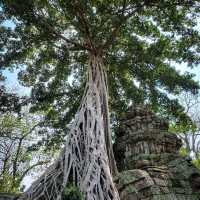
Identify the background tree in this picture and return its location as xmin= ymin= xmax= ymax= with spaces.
xmin=170 ymin=91 xmax=200 ymax=169
xmin=0 ymin=109 xmax=51 ymax=193
xmin=1 ymin=1 xmax=200 ymax=199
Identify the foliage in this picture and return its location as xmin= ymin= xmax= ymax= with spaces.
xmin=62 ymin=185 xmax=83 ymax=200
xmin=179 ymin=147 xmax=190 ymax=157
xmin=0 ymin=85 xmax=22 ymax=114
xmin=0 ymin=110 xmax=50 ymax=193
xmin=170 ymin=92 xmax=200 ymax=170
xmin=192 ymin=154 xmax=200 ymax=170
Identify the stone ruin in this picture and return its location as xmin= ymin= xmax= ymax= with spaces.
xmin=114 ymin=105 xmax=200 ymax=200
xmin=1 ymin=105 xmax=200 ymax=200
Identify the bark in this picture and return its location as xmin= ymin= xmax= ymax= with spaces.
xmin=19 ymin=53 xmax=119 ymax=200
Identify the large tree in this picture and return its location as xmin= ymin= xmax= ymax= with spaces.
xmin=1 ymin=0 xmax=200 ymax=199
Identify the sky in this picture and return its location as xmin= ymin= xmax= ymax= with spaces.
xmin=174 ymin=62 xmax=200 ymax=82
xmin=3 ymin=69 xmax=31 ymax=96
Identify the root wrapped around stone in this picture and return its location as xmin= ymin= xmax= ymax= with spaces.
xmin=19 ymin=55 xmax=119 ymax=200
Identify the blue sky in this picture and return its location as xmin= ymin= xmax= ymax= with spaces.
xmin=3 ymin=69 xmax=31 ymax=96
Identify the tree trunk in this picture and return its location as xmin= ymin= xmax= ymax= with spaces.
xmin=19 ymin=53 xmax=119 ymax=200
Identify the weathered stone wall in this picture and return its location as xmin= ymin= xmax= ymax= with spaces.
xmin=115 ymin=168 xmax=200 ymax=199
xmin=114 ymin=105 xmax=200 ymax=200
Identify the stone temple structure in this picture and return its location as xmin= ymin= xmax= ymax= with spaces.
xmin=114 ymin=105 xmax=200 ymax=200
xmin=1 ymin=105 xmax=200 ymax=199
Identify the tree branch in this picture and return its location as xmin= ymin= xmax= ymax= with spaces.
xmin=101 ymin=2 xmax=146 ymax=51
xmin=12 ymin=138 xmax=23 ymax=180
xmin=101 ymin=0 xmax=200 ymax=51
xmin=18 ymin=160 xmax=50 ymax=184
xmin=71 ymin=1 xmax=94 ymax=51
xmin=36 ymin=10 xmax=91 ymax=51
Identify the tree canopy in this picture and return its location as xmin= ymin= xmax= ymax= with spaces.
xmin=0 ymin=112 xmax=50 ymax=193
xmin=1 ymin=0 xmax=200 ymax=152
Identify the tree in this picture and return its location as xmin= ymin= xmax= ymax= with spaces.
xmin=1 ymin=1 xmax=200 ymax=199
xmin=170 ymin=91 xmax=200 ymax=169
xmin=0 ymin=110 xmax=50 ymax=193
